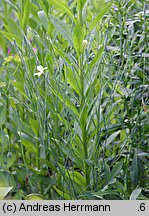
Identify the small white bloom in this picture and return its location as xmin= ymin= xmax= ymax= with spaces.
xmin=83 ymin=40 xmax=88 ymax=48
xmin=34 ymin=65 xmax=48 ymax=76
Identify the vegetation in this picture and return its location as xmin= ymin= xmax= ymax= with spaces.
xmin=0 ymin=0 xmax=148 ymax=200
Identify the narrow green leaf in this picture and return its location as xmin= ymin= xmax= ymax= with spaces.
xmin=110 ymin=162 xmax=123 ymax=181
xmin=49 ymin=15 xmax=73 ymax=45
xmin=0 ymin=106 xmax=6 ymax=126
xmin=0 ymin=171 xmax=15 ymax=188
xmin=38 ymin=10 xmax=49 ymax=30
xmin=78 ymin=0 xmax=87 ymax=12
xmin=67 ymin=171 xmax=86 ymax=187
xmin=0 ymin=187 xmax=13 ymax=200
xmin=89 ymin=2 xmax=112 ymax=32
xmin=73 ymin=134 xmax=85 ymax=155
xmin=37 ymin=0 xmax=48 ymax=15
xmin=104 ymin=130 xmax=121 ymax=147
xmin=30 ymin=118 xmax=38 ymax=136
xmin=65 ymin=67 xmax=81 ymax=95
xmin=79 ymin=104 xmax=88 ymax=133
xmin=80 ymin=0 xmax=87 ymax=9
xmin=72 ymin=150 xmax=85 ymax=170
xmin=87 ymin=46 xmax=104 ymax=75
xmin=22 ymin=0 xmax=31 ymax=31
xmin=53 ymin=186 xmax=71 ymax=199
xmin=73 ymin=23 xmax=84 ymax=57
xmin=130 ymin=188 xmax=142 ymax=200
xmin=21 ymin=140 xmax=37 ymax=155
xmin=130 ymin=149 xmax=140 ymax=187
xmin=48 ymin=0 xmax=75 ymax=21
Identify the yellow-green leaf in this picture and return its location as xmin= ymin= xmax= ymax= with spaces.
xmin=0 ymin=187 xmax=13 ymax=200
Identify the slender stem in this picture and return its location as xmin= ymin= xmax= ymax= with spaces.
xmin=78 ymin=1 xmax=83 ymax=26
xmin=79 ymin=55 xmax=90 ymax=188
xmin=77 ymin=0 xmax=90 ymax=189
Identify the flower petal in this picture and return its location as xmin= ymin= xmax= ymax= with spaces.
xmin=34 ymin=71 xmax=43 ymax=76
xmin=43 ymin=67 xmax=48 ymax=70
xmin=37 ymin=65 xmax=44 ymax=72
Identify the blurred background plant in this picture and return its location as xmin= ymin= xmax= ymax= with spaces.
xmin=0 ymin=0 xmax=148 ymax=200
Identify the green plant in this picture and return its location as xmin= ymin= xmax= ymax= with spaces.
xmin=0 ymin=0 xmax=148 ymax=200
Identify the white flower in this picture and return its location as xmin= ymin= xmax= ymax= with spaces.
xmin=34 ymin=65 xmax=48 ymax=76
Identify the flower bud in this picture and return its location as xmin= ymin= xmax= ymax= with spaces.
xmin=83 ymin=40 xmax=88 ymax=49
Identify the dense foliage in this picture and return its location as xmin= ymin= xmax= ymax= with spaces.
xmin=0 ymin=0 xmax=149 ymax=200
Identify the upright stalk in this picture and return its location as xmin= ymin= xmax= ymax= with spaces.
xmin=77 ymin=0 xmax=90 ymax=185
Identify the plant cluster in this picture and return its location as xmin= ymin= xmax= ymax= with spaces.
xmin=0 ymin=0 xmax=148 ymax=200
